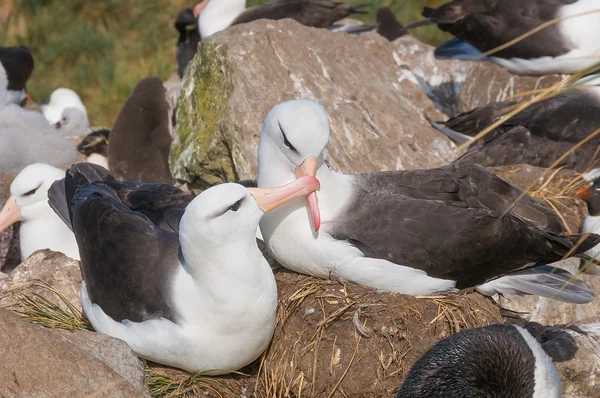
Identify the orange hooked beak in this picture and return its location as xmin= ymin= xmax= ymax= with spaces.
xmin=295 ymin=157 xmax=320 ymax=232
xmin=193 ymin=0 xmax=209 ymax=17
xmin=248 ymin=175 xmax=320 ymax=213
xmin=0 ymin=196 xmax=20 ymax=232
xmin=577 ymin=186 xmax=594 ymax=199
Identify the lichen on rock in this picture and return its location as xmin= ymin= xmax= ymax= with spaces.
xmin=170 ymin=41 xmax=235 ymax=193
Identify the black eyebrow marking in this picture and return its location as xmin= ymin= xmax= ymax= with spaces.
xmin=278 ymin=121 xmax=298 ymax=153
xmin=22 ymin=183 xmax=42 ymax=196
xmin=207 ymin=198 xmax=244 ymax=219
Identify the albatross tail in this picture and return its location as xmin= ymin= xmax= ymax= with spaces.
xmin=476 ymin=265 xmax=595 ymax=304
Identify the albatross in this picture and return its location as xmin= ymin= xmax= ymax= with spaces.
xmin=418 ymin=0 xmax=600 ymax=75
xmin=428 ymin=82 xmax=600 ymax=172
xmin=0 ymin=164 xmax=79 ymax=261
xmin=197 ymin=0 xmax=369 ymax=39
xmin=47 ymin=163 xmax=319 ymax=373
xmin=257 ymin=100 xmax=599 ymax=303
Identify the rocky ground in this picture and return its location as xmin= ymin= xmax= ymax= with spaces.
xmin=0 ymin=20 xmax=598 ymax=397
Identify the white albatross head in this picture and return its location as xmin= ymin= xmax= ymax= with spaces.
xmin=179 ymin=176 xmax=320 ymax=259
xmin=41 ymin=88 xmax=87 ymax=125
xmin=198 ymin=0 xmax=246 ymax=39
xmin=0 ymin=163 xmax=65 ymax=232
xmin=257 ymin=100 xmax=331 ymax=231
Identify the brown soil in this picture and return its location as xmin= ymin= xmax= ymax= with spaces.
xmin=151 ymin=271 xmax=502 ymax=398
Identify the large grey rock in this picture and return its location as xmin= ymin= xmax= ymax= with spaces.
xmin=0 ymin=249 xmax=83 ymax=310
xmin=0 ymin=308 xmax=149 ymax=397
xmin=391 ymin=36 xmax=564 ymax=116
xmin=171 ymin=20 xmax=457 ymax=192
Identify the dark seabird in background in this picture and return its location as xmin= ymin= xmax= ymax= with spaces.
xmin=175 ymin=8 xmax=201 ymax=78
xmin=429 ymin=84 xmax=600 ymax=172
xmin=198 ymin=0 xmax=369 ymax=39
xmin=375 ymin=7 xmax=405 ymax=41
xmin=0 ymin=46 xmax=34 ymax=105
xmin=108 ymin=77 xmax=173 ymax=184
xmin=416 ymin=0 xmax=600 ymax=75
xmin=256 ymin=100 xmax=598 ymax=303
xmin=396 ymin=324 xmax=565 ymax=398
xmin=47 ymin=163 xmax=319 ymax=373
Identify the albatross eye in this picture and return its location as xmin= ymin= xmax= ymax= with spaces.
xmin=279 ymin=122 xmax=297 ymax=152
xmin=228 ymin=199 xmax=242 ymax=212
xmin=23 ymin=187 xmax=39 ymax=196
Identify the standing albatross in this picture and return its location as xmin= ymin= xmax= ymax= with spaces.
xmin=418 ymin=0 xmax=600 ymax=75
xmin=48 ymin=164 xmax=319 ymax=373
xmin=257 ymin=100 xmax=598 ymax=303
xmin=197 ymin=0 xmax=369 ymax=39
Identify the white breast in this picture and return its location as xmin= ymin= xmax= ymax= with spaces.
xmin=583 ymin=214 xmax=600 ymax=259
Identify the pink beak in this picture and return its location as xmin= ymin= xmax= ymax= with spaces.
xmin=0 ymin=196 xmax=20 ymax=232
xmin=248 ymin=175 xmax=320 ymax=213
xmin=193 ymin=0 xmax=210 ymax=18
xmin=295 ymin=157 xmax=321 ymax=232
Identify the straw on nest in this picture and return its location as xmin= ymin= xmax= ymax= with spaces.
xmin=0 ymin=273 xmax=501 ymax=398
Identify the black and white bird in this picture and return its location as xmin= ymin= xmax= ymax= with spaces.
xmin=47 ymin=163 xmax=319 ymax=373
xmin=428 ymin=83 xmax=600 ymax=172
xmin=396 ymin=324 xmax=564 ymax=398
xmin=198 ymin=0 xmax=369 ymax=39
xmin=175 ymin=8 xmax=201 ymax=78
xmin=77 ymin=128 xmax=110 ymax=169
xmin=0 ymin=164 xmax=79 ymax=261
xmin=0 ymin=46 xmax=34 ymax=106
xmin=577 ymin=178 xmax=600 ymax=260
xmin=41 ymin=88 xmax=88 ymax=126
xmin=257 ymin=100 xmax=598 ymax=303
xmin=419 ymin=0 xmax=600 ymax=75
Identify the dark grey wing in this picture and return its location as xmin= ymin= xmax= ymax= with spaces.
xmin=327 ymin=186 xmax=585 ymax=288
xmin=353 ymin=164 xmax=566 ymax=233
xmin=428 ymin=0 xmax=573 ymax=59
xmin=120 ymin=183 xmax=193 ymax=233
xmin=71 ymin=182 xmax=181 ymax=323
xmin=446 ymin=89 xmax=600 ymax=171
xmin=233 ymin=0 xmax=368 ymax=28
xmin=0 ymin=46 xmax=34 ymax=91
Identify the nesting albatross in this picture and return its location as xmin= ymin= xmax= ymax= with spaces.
xmin=428 ymin=82 xmax=600 ymax=172
xmin=418 ymin=0 xmax=600 ymax=75
xmin=48 ymin=163 xmax=319 ymax=373
xmin=0 ymin=164 xmax=79 ymax=261
xmin=257 ymin=100 xmax=599 ymax=303
xmin=198 ymin=0 xmax=369 ymax=39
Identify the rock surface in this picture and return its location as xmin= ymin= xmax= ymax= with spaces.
xmin=0 ymin=309 xmax=149 ymax=397
xmin=171 ymin=20 xmax=457 ymax=192
xmin=390 ymin=36 xmax=563 ymax=117
xmin=0 ymin=249 xmax=83 ymax=310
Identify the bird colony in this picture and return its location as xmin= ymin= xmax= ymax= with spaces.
xmin=1 ymin=1 xmax=600 ymax=397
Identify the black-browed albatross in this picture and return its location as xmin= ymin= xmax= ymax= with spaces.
xmin=257 ymin=100 xmax=599 ymax=303
xmin=198 ymin=0 xmax=369 ymax=39
xmin=428 ymin=82 xmax=600 ymax=172
xmin=174 ymin=8 xmax=201 ymax=78
xmin=417 ymin=0 xmax=600 ymax=75
xmin=47 ymin=163 xmax=320 ymax=373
